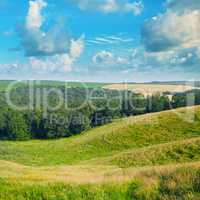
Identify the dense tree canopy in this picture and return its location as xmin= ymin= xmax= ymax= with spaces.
xmin=0 ymin=85 xmax=199 ymax=140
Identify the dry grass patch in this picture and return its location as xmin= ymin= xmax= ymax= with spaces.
xmin=104 ymin=83 xmax=197 ymax=96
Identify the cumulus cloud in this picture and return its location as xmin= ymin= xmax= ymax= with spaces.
xmin=18 ymin=0 xmax=72 ymax=57
xmin=1 ymin=36 xmax=84 ymax=76
xmin=92 ymin=50 xmax=128 ymax=67
xmin=15 ymin=0 xmax=84 ymax=73
xmin=169 ymin=48 xmax=200 ymax=68
xmin=26 ymin=0 xmax=47 ymax=30
xmin=70 ymin=36 xmax=85 ymax=61
xmin=91 ymin=48 xmax=176 ymax=72
xmin=167 ymin=0 xmax=200 ymax=13
xmin=124 ymin=1 xmax=143 ymax=16
xmin=93 ymin=51 xmax=114 ymax=64
xmin=141 ymin=0 xmax=200 ymax=53
xmin=18 ymin=24 xmax=71 ymax=57
xmin=69 ymin=0 xmax=144 ymax=15
xmin=0 ymin=62 xmax=21 ymax=74
xmin=141 ymin=10 xmax=200 ymax=52
xmin=130 ymin=46 xmax=200 ymax=74
xmin=28 ymin=54 xmax=73 ymax=72
xmin=29 ymin=36 xmax=84 ymax=72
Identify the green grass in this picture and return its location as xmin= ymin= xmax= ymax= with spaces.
xmin=1 ymin=106 xmax=200 ymax=199
xmin=66 ymin=82 xmax=109 ymax=88
xmin=0 ymin=106 xmax=200 ymax=166
xmin=0 ymin=80 xmax=108 ymax=92
xmin=85 ymin=137 xmax=200 ymax=168
xmin=0 ymin=166 xmax=199 ymax=200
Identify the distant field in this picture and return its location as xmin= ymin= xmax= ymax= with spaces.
xmin=0 ymin=80 xmax=108 ymax=92
xmin=0 ymin=106 xmax=200 ymax=199
xmin=0 ymin=80 xmax=198 ymax=94
xmin=103 ymin=83 xmax=198 ymax=96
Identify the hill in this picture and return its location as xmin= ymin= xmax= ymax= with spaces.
xmin=0 ymin=106 xmax=200 ymax=199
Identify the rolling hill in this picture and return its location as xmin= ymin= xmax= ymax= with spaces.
xmin=0 ymin=106 xmax=200 ymax=199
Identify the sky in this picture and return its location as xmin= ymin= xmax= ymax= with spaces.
xmin=0 ymin=0 xmax=200 ymax=82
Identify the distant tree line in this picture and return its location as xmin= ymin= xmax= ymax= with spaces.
xmin=0 ymin=86 xmax=199 ymax=140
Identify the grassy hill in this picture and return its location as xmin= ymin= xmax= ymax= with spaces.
xmin=84 ymin=137 xmax=200 ymax=168
xmin=0 ymin=106 xmax=200 ymax=199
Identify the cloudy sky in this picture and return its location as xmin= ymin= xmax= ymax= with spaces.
xmin=0 ymin=0 xmax=200 ymax=82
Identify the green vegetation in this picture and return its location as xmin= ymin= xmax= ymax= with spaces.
xmin=86 ymin=137 xmax=200 ymax=168
xmin=0 ymin=80 xmax=108 ymax=91
xmin=0 ymin=164 xmax=199 ymax=200
xmin=1 ymin=80 xmax=200 ymax=141
xmin=0 ymin=106 xmax=200 ymax=166
xmin=0 ymin=103 xmax=200 ymax=199
xmin=66 ymin=82 xmax=109 ymax=88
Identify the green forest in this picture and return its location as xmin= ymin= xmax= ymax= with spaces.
xmin=0 ymin=82 xmax=200 ymax=140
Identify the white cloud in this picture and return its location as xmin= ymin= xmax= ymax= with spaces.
xmin=0 ymin=62 xmax=21 ymax=74
xmin=26 ymin=0 xmax=47 ymax=30
xmin=92 ymin=50 xmax=128 ymax=67
xmin=15 ymin=0 xmax=85 ymax=73
xmin=106 ymin=36 xmax=134 ymax=42
xmin=167 ymin=0 xmax=200 ymax=13
xmin=142 ymin=5 xmax=200 ymax=52
xmin=29 ymin=36 xmax=84 ymax=72
xmin=70 ymin=36 xmax=85 ymax=60
xmin=70 ymin=0 xmax=144 ymax=15
xmin=101 ymin=0 xmax=118 ymax=13
xmin=130 ymin=46 xmax=200 ymax=74
xmin=87 ymin=35 xmax=134 ymax=45
xmin=29 ymin=54 xmax=72 ymax=72
xmin=125 ymin=1 xmax=143 ymax=16
xmin=139 ymin=0 xmax=200 ymax=75
xmin=93 ymin=51 xmax=114 ymax=64
xmin=21 ymin=0 xmax=72 ymax=57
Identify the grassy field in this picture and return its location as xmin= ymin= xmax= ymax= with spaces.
xmin=0 ymin=80 xmax=108 ymax=92
xmin=0 ymin=80 xmax=197 ymax=93
xmin=0 ymin=106 xmax=200 ymax=199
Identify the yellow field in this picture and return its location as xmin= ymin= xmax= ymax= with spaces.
xmin=103 ymin=83 xmax=197 ymax=96
xmin=1 ymin=159 xmax=200 ymax=185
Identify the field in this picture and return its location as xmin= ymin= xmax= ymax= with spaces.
xmin=103 ymin=83 xmax=197 ymax=96
xmin=0 ymin=80 xmax=108 ymax=92
xmin=0 ymin=80 xmax=197 ymax=95
xmin=0 ymin=106 xmax=200 ymax=199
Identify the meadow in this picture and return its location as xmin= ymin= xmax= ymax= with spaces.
xmin=0 ymin=106 xmax=200 ymax=199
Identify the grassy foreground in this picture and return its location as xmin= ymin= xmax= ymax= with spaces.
xmin=0 ymin=106 xmax=200 ymax=199
xmin=0 ymin=164 xmax=200 ymax=200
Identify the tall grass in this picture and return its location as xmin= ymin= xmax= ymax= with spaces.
xmin=0 ymin=106 xmax=200 ymax=199
xmin=0 ymin=167 xmax=199 ymax=200
xmin=87 ymin=137 xmax=200 ymax=168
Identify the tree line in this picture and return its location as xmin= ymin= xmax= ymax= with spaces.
xmin=0 ymin=86 xmax=199 ymax=140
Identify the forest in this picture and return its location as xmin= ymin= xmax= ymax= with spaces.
xmin=0 ymin=84 xmax=199 ymax=140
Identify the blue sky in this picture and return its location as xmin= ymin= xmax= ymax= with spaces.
xmin=0 ymin=0 xmax=200 ymax=82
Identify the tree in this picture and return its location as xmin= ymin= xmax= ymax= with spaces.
xmin=147 ymin=93 xmax=170 ymax=112
xmin=4 ymin=110 xmax=30 ymax=140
